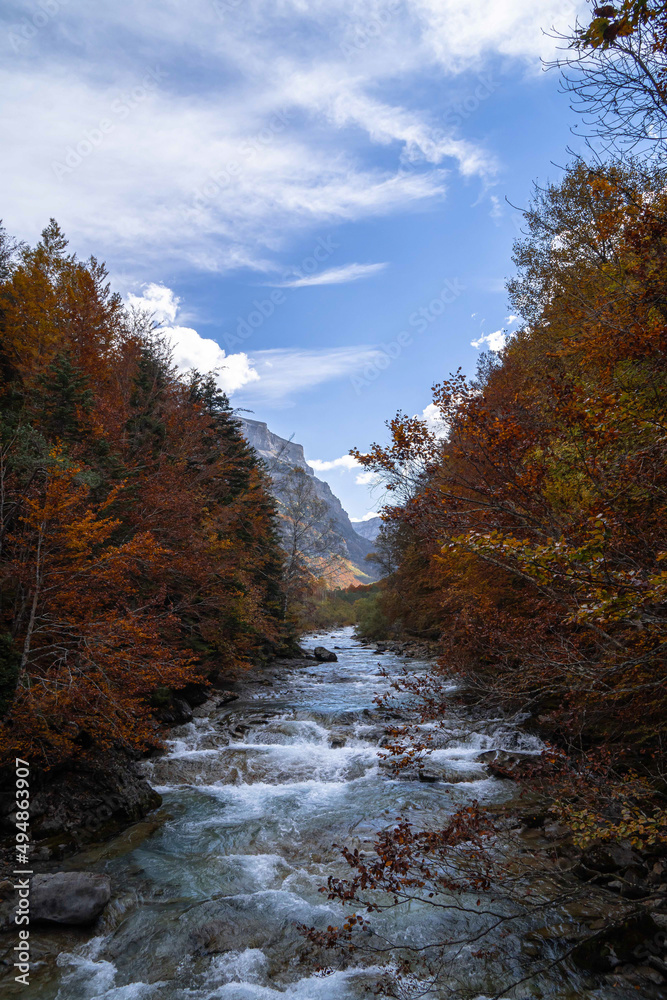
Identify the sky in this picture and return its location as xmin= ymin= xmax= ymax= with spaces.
xmin=2 ymin=0 xmax=587 ymax=520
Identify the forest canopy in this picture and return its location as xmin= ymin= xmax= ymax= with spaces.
xmin=0 ymin=222 xmax=286 ymax=768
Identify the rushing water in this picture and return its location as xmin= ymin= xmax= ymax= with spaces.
xmin=4 ymin=628 xmax=628 ymax=999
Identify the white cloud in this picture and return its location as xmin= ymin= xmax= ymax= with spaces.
xmin=421 ymin=402 xmax=448 ymax=438
xmin=278 ymin=262 xmax=388 ymax=288
xmin=307 ymin=453 xmax=381 ymax=489
xmin=471 ymin=329 xmax=508 ymax=351
xmin=506 ymin=314 xmax=519 ymax=325
xmin=490 ymin=195 xmax=503 ymax=221
xmin=309 ymin=455 xmax=361 ymax=472
xmin=351 ymin=512 xmax=381 ymax=522
xmin=355 ymin=469 xmax=380 ymax=486
xmin=127 ymin=282 xmax=179 ymax=324
xmin=0 ymin=0 xmax=586 ymax=274
xmin=0 ymin=67 xmax=451 ymax=274
xmin=235 ymin=346 xmax=387 ymax=406
xmin=411 ymin=0 xmax=583 ymax=67
xmin=169 ymin=326 xmax=259 ymax=394
xmin=127 ymin=282 xmax=259 ymax=394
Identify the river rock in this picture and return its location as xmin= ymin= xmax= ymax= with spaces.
xmin=294 ymin=645 xmax=317 ymax=659
xmin=217 ymin=690 xmax=240 ymax=706
xmin=313 ymin=646 xmax=337 ymax=662
xmin=577 ymin=841 xmax=644 ymax=875
xmin=30 ymin=872 xmax=111 ymax=925
xmin=192 ymin=699 xmax=218 ymax=719
xmin=478 ymin=749 xmax=540 ymax=780
xmin=155 ymin=696 xmax=193 ymax=724
xmin=174 ymin=681 xmax=210 ymax=707
xmin=572 ymin=912 xmax=661 ymax=973
xmin=0 ymin=751 xmax=162 ymax=854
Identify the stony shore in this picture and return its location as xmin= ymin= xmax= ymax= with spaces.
xmin=364 ymin=636 xmax=667 ymax=994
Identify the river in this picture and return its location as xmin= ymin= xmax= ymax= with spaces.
xmin=12 ymin=628 xmax=625 ymax=999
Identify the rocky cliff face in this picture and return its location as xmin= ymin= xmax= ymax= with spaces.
xmin=238 ymin=418 xmax=313 ymax=472
xmin=352 ymin=516 xmax=382 ymax=542
xmin=238 ymin=417 xmax=380 ymax=582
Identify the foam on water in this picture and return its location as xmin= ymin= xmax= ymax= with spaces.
xmin=17 ymin=626 xmax=589 ymax=1000
xmin=204 ymin=965 xmax=391 ymax=1000
xmin=207 ymin=948 xmax=268 ymax=986
xmin=55 ymin=939 xmax=166 ymax=1000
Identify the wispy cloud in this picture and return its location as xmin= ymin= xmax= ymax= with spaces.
xmin=277 ymin=262 xmax=388 ymax=288
xmin=309 ymin=455 xmax=361 ymax=472
xmin=0 ymin=0 xmax=580 ymax=276
xmin=126 ymin=283 xmax=392 ymax=403
xmin=236 ymin=346 xmax=387 ymax=406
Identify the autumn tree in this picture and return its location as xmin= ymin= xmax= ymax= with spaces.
xmin=355 ymin=160 xmax=667 ymax=748
xmin=275 ymin=465 xmax=345 ymax=619
xmin=553 ymin=1 xmax=667 ymax=159
xmin=0 ymin=221 xmax=287 ymax=768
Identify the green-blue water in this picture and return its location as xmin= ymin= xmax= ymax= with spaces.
xmin=3 ymin=629 xmax=626 ymax=999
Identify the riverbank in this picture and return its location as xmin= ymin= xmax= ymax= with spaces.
xmin=362 ymin=633 xmax=667 ymax=994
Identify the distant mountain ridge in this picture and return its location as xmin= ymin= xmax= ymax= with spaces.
xmin=238 ymin=417 xmax=380 ymax=583
xmin=352 ymin=516 xmax=382 ymax=542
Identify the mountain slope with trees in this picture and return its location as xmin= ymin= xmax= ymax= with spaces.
xmin=0 ymin=223 xmax=287 ymax=772
xmin=356 ymin=158 xmax=667 ymax=768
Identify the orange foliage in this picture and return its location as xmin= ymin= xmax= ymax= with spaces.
xmin=355 ymin=161 xmax=667 ymax=753
xmin=0 ymin=221 xmax=285 ymax=768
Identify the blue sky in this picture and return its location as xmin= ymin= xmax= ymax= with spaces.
xmin=2 ymin=0 xmax=586 ymax=519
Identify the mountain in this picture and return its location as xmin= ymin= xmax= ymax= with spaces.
xmin=238 ymin=417 xmax=380 ymax=584
xmin=352 ymin=516 xmax=382 ymax=542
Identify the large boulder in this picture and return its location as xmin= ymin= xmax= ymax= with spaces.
xmin=313 ymin=646 xmax=337 ymax=662
xmin=0 ymin=750 xmax=162 ymax=855
xmin=577 ymin=841 xmax=644 ymax=875
xmin=30 ymin=872 xmax=111 ymax=925
xmin=173 ymin=681 xmax=209 ymax=707
xmin=572 ymin=912 xmax=661 ymax=973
